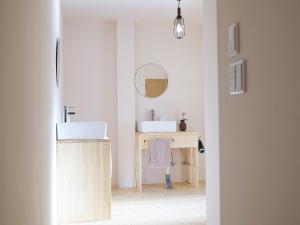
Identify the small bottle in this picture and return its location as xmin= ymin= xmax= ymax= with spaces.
xmin=179 ymin=119 xmax=187 ymax=131
xmin=179 ymin=112 xmax=187 ymax=131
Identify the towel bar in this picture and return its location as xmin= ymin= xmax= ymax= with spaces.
xmin=144 ymin=138 xmax=175 ymax=143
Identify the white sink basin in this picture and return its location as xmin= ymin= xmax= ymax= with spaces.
xmin=137 ymin=121 xmax=177 ymax=133
xmin=57 ymin=122 xmax=107 ymax=140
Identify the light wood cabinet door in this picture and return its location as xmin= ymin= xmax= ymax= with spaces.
xmin=57 ymin=141 xmax=111 ymax=224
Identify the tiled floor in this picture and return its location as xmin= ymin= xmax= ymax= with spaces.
xmin=68 ymin=182 xmax=206 ymax=225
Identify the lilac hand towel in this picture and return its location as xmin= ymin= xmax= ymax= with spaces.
xmin=149 ymin=139 xmax=171 ymax=168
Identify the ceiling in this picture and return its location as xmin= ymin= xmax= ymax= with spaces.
xmin=62 ymin=0 xmax=203 ymax=24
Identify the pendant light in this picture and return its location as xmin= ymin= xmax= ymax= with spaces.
xmin=173 ymin=0 xmax=185 ymax=39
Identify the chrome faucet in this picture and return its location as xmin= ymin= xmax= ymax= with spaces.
xmin=64 ymin=106 xmax=76 ymax=123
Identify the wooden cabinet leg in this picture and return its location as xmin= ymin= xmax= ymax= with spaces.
xmin=186 ymin=148 xmax=192 ymax=184
xmin=135 ymin=142 xmax=142 ymax=192
xmin=192 ymin=147 xmax=199 ymax=188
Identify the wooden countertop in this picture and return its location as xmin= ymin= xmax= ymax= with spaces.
xmin=136 ymin=131 xmax=199 ymax=136
xmin=57 ymin=138 xmax=110 ymax=143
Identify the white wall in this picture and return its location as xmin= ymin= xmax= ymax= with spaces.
xmin=55 ymin=0 xmax=63 ymax=124
xmin=135 ymin=22 xmax=205 ymax=183
xmin=217 ymin=0 xmax=300 ymax=225
xmin=116 ymin=19 xmax=136 ymax=188
xmin=0 ymin=0 xmax=59 ymax=224
xmin=62 ymin=19 xmax=205 ymax=187
xmin=62 ymin=19 xmax=118 ymax=185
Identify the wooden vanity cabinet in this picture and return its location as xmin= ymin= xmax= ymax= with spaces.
xmin=56 ymin=140 xmax=111 ymax=224
xmin=136 ymin=132 xmax=200 ymax=192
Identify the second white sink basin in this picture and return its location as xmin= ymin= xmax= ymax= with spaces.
xmin=137 ymin=121 xmax=177 ymax=133
xmin=57 ymin=122 xmax=107 ymax=140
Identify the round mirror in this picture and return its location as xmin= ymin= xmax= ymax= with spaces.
xmin=135 ymin=63 xmax=168 ymax=98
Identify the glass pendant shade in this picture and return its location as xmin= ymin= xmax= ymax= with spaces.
xmin=174 ymin=17 xmax=185 ymax=39
xmin=173 ymin=5 xmax=185 ymax=39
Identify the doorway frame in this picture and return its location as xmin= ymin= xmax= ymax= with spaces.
xmin=203 ymin=0 xmax=221 ymax=225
